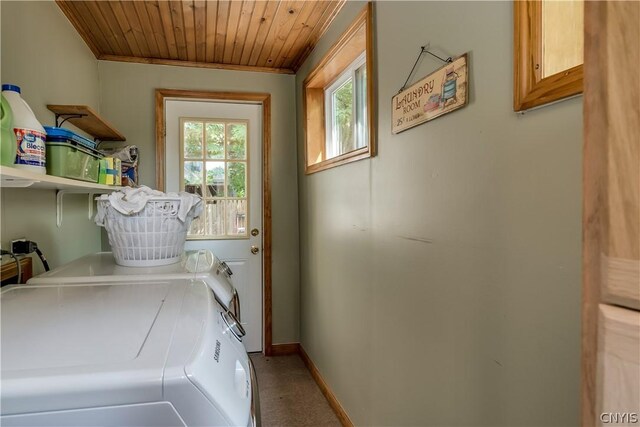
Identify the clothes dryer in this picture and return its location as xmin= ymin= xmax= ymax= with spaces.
xmin=29 ymin=250 xmax=242 ymax=322
xmin=0 ymin=278 xmax=259 ymax=426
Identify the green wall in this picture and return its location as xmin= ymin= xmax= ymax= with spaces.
xmin=1 ymin=4 xmax=584 ymax=422
xmin=96 ymin=61 xmax=300 ymax=344
xmin=296 ymin=2 xmax=582 ymax=425
xmin=1 ymin=1 xmax=103 ymax=273
xmin=0 ymin=0 xmax=301 ymax=345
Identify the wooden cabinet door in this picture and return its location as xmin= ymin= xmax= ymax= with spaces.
xmin=583 ymin=1 xmax=640 ymax=426
xmin=596 ymin=306 xmax=640 ymax=426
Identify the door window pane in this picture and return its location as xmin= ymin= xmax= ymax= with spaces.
xmin=184 ymin=161 xmax=203 ymax=196
xmin=205 ymin=200 xmax=225 ymax=237
xmin=225 ymin=199 xmax=247 ymax=236
xmin=181 ymin=118 xmax=249 ymax=239
xmin=227 ymin=162 xmax=246 ymax=197
xmin=227 ymin=123 xmax=247 ymax=160
xmin=206 ymin=161 xmax=225 ymax=197
xmin=206 ymin=123 xmax=225 ymax=159
xmin=189 ymin=210 xmax=205 ymax=235
xmin=183 ymin=121 xmax=203 ymax=158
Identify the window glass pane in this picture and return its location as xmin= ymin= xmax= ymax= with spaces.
xmin=206 ymin=161 xmax=225 ymax=197
xmin=184 ymin=161 xmax=203 ymax=196
xmin=182 ymin=118 xmax=250 ymax=239
xmin=227 ymin=162 xmax=246 ymax=197
xmin=227 ymin=123 xmax=247 ymax=160
xmin=225 ymin=199 xmax=247 ymax=236
xmin=183 ymin=121 xmax=203 ymax=158
xmin=206 ymin=123 xmax=225 ymax=159
xmin=205 ymin=200 xmax=225 ymax=237
xmin=355 ymin=64 xmax=368 ymax=149
xmin=189 ymin=211 xmax=205 ymax=235
xmin=333 ymin=78 xmax=355 ymax=155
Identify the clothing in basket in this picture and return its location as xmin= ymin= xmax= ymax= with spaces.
xmin=95 ymin=186 xmax=203 ymax=267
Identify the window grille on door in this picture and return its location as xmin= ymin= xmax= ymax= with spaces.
xmin=180 ymin=118 xmax=248 ymax=239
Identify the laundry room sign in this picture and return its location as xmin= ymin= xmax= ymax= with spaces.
xmin=392 ymin=53 xmax=469 ymax=134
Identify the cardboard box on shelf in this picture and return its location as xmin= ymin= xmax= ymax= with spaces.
xmin=99 ymin=157 xmax=121 ymax=186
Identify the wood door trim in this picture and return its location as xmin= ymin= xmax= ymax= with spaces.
xmin=582 ymin=1 xmax=640 ymax=424
xmin=155 ymin=89 xmax=273 ymax=356
xmin=581 ymin=4 xmax=606 ymax=423
xmin=269 ymin=342 xmax=300 ymax=356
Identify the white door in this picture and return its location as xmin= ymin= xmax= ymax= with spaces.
xmin=165 ymin=99 xmax=262 ymax=352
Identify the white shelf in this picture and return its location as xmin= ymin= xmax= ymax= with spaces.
xmin=0 ymin=166 xmax=122 ymax=191
xmin=1 ymin=166 xmax=124 ymax=227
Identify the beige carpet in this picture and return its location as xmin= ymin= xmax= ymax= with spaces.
xmin=250 ymin=353 xmax=341 ymax=427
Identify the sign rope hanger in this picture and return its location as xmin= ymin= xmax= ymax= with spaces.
xmin=392 ymin=48 xmax=469 ymax=134
xmin=398 ymin=45 xmax=453 ymax=94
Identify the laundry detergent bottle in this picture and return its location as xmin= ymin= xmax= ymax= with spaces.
xmin=1 ymin=94 xmax=17 ymax=166
xmin=1 ymin=84 xmax=46 ymax=174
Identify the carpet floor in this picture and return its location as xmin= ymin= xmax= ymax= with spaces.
xmin=250 ymin=353 xmax=341 ymax=427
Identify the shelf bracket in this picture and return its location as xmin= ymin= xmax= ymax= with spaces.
xmin=56 ymin=190 xmax=105 ymax=228
xmin=54 ymin=113 xmax=87 ymax=128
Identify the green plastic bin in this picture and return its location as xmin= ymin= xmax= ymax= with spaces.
xmin=46 ymin=141 xmax=103 ymax=182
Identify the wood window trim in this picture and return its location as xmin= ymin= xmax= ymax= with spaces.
xmin=513 ymin=0 xmax=583 ymax=111
xmin=303 ymin=3 xmax=376 ymax=175
xmin=155 ymin=89 xmax=275 ymax=356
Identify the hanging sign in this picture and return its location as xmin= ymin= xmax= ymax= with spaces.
xmin=392 ymin=53 xmax=469 ymax=134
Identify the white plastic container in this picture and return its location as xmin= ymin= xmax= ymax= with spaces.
xmin=1 ymin=84 xmax=46 ymax=174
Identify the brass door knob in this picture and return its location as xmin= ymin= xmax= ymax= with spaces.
xmin=251 ymin=228 xmax=259 ymax=236
xmin=250 ymin=245 xmax=260 ymax=255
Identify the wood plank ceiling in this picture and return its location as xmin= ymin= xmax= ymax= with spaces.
xmin=56 ymin=0 xmax=346 ymax=74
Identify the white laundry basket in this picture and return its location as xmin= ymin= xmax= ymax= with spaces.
xmin=97 ymin=197 xmax=198 ymax=267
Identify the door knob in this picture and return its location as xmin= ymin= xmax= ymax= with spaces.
xmin=250 ymin=245 xmax=259 ymax=255
xmin=251 ymin=228 xmax=259 ymax=236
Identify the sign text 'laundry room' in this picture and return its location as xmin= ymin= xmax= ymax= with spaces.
xmin=392 ymin=53 xmax=469 ymax=134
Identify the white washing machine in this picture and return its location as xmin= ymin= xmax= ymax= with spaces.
xmin=0 ymin=277 xmax=259 ymax=426
xmin=28 ymin=250 xmax=242 ymax=322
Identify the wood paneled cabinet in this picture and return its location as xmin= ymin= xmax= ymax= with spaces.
xmin=582 ymin=2 xmax=640 ymax=426
xmin=596 ymin=306 xmax=640 ymax=425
